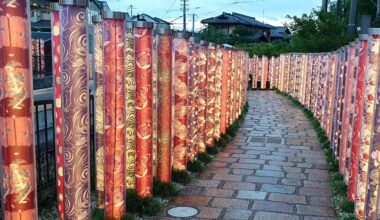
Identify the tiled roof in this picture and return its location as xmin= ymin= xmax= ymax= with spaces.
xmin=201 ymin=12 xmax=272 ymax=29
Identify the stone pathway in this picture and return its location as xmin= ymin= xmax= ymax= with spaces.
xmin=160 ymin=91 xmax=336 ymax=220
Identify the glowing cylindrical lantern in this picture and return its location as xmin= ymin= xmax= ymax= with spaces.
xmin=230 ymin=50 xmax=237 ymax=124
xmin=173 ymin=32 xmax=189 ymax=171
xmin=152 ymin=30 xmax=158 ymax=177
xmin=326 ymin=54 xmax=337 ymax=138
xmin=51 ymin=3 xmax=65 ymax=219
xmin=134 ymin=21 xmax=153 ymax=198
xmin=0 ymin=0 xmax=37 ymax=218
xmin=59 ymin=0 xmax=90 ymax=218
xmin=214 ymin=45 xmax=223 ymax=140
xmin=348 ymin=34 xmax=368 ymax=201
xmin=156 ymin=28 xmax=173 ymax=182
xmin=197 ymin=40 xmax=208 ymax=153
xmin=340 ymin=43 xmax=355 ymax=177
xmin=187 ymin=37 xmax=199 ymax=161
xmin=92 ymin=14 xmax=105 ymax=208
xmin=125 ymin=22 xmax=136 ymax=189
xmin=102 ymin=11 xmax=127 ymax=218
xmin=355 ymin=28 xmax=380 ymax=219
xmin=206 ymin=42 xmax=216 ymax=147
xmin=225 ymin=49 xmax=232 ymax=126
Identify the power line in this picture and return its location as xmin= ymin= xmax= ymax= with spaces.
xmin=161 ymin=0 xmax=177 ymax=18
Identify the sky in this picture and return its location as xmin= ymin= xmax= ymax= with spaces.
xmin=105 ymin=0 xmax=322 ymax=31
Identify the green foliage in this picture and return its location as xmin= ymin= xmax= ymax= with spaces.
xmin=172 ymin=170 xmax=192 ymax=185
xmin=187 ymin=159 xmax=205 ymax=173
xmin=153 ymin=178 xmax=180 ymax=199
xmin=206 ymin=146 xmax=221 ymax=155
xmin=125 ymin=190 xmax=161 ymax=217
xmin=197 ymin=152 xmax=213 ymax=164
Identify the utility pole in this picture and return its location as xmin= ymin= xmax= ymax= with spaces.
xmin=347 ymin=0 xmax=358 ymax=34
xmin=128 ymin=5 xmax=136 ymax=17
xmin=336 ymin=0 xmax=341 ymax=21
xmin=180 ymin=0 xmax=189 ymax=33
xmin=321 ymin=0 xmax=328 ymax=12
xmin=190 ymin=13 xmax=196 ymax=36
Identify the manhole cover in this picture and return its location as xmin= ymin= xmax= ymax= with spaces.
xmin=167 ymin=206 xmax=199 ymax=218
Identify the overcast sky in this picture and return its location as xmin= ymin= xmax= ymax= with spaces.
xmin=105 ymin=0 xmax=322 ymax=31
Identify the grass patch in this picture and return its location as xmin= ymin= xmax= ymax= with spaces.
xmin=153 ymin=178 xmax=180 ymax=199
xmin=197 ymin=152 xmax=213 ymax=164
xmin=172 ymin=170 xmax=192 ymax=185
xmin=275 ymin=89 xmax=355 ymax=219
xmin=187 ymin=159 xmax=205 ymax=173
xmin=125 ymin=190 xmax=161 ymax=217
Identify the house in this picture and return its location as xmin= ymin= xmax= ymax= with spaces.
xmin=269 ymin=26 xmax=291 ymax=42
xmin=132 ymin=13 xmax=171 ymax=30
xmin=201 ymin=12 xmax=273 ymax=42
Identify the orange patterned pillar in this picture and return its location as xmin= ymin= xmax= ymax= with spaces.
xmin=197 ymin=40 xmax=208 ymax=153
xmin=0 ymin=0 xmax=38 ymax=218
xmin=173 ymin=33 xmax=189 ymax=171
xmin=103 ymin=11 xmax=127 ymax=219
xmin=226 ymin=49 xmax=233 ymax=125
xmin=220 ymin=48 xmax=229 ymax=135
xmin=206 ymin=42 xmax=216 ymax=147
xmin=214 ymin=45 xmax=223 ymax=140
xmin=134 ymin=21 xmax=153 ymax=198
xmin=156 ymin=28 xmax=173 ymax=182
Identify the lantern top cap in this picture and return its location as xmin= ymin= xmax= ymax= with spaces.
xmin=200 ymin=40 xmax=208 ymax=45
xmin=59 ymin=0 xmax=87 ymax=7
xmin=126 ymin=21 xmax=134 ymax=29
xmin=349 ymin=42 xmax=356 ymax=47
xmin=92 ymin=15 xmax=102 ymax=23
xmin=157 ymin=28 xmax=172 ymax=35
xmin=51 ymin=2 xmax=59 ymax=11
xmin=217 ymin=44 xmax=223 ymax=48
xmin=134 ymin=21 xmax=154 ymax=28
xmin=189 ymin=37 xmax=199 ymax=42
xmin=359 ymin=34 xmax=368 ymax=40
xmin=174 ymin=32 xmax=189 ymax=39
xmin=368 ymin=28 xmax=380 ymax=35
xmin=208 ymin=42 xmax=216 ymax=47
xmin=102 ymin=11 xmax=128 ymax=20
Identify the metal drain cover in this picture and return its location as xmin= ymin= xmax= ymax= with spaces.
xmin=167 ymin=206 xmax=199 ymax=218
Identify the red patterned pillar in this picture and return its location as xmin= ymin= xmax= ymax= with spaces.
xmin=214 ymin=45 xmax=223 ymax=140
xmin=206 ymin=42 xmax=216 ymax=147
xmin=226 ymin=49 xmax=233 ymax=126
xmin=220 ymin=48 xmax=228 ymax=135
xmin=197 ymin=40 xmax=208 ymax=153
xmin=173 ymin=33 xmax=189 ymax=171
xmin=348 ymin=34 xmax=368 ymax=201
xmin=230 ymin=50 xmax=237 ymax=123
xmin=103 ymin=11 xmax=127 ymax=219
xmin=187 ymin=37 xmax=199 ymax=161
xmin=134 ymin=21 xmax=153 ymax=198
xmin=51 ymin=3 xmax=64 ymax=218
xmin=156 ymin=28 xmax=173 ymax=182
xmin=0 ymin=0 xmax=37 ymax=218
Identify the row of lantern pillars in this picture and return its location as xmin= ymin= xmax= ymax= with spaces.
xmin=256 ymin=29 xmax=380 ymax=220
xmin=0 ymin=0 xmax=249 ymax=219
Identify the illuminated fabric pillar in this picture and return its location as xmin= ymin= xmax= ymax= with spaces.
xmin=0 ymin=0 xmax=37 ymax=218
xmin=331 ymin=51 xmax=344 ymax=149
xmin=326 ymin=54 xmax=337 ymax=138
xmin=262 ymin=56 xmax=268 ymax=89
xmin=92 ymin=14 xmax=105 ymax=208
xmin=187 ymin=37 xmax=199 ymax=161
xmin=103 ymin=11 xmax=127 ymax=218
xmin=152 ymin=30 xmax=158 ymax=177
xmin=230 ymin=50 xmax=236 ymax=124
xmin=225 ymin=49 xmax=232 ymax=126
xmin=236 ymin=51 xmax=242 ymax=116
xmin=346 ymin=39 xmax=360 ymax=192
xmin=197 ymin=40 xmax=208 ymax=153
xmin=348 ymin=34 xmax=368 ymax=201
xmin=156 ymin=29 xmax=173 ymax=182
xmin=134 ymin=21 xmax=153 ymax=198
xmin=59 ymin=0 xmax=90 ymax=218
xmin=355 ymin=29 xmax=380 ymax=219
xmin=206 ymin=42 xmax=216 ymax=147
xmin=173 ymin=33 xmax=189 ymax=171
xmin=125 ymin=21 xmax=136 ymax=189
xmin=340 ymin=43 xmax=355 ymax=177
xmin=51 ymin=3 xmax=64 ymax=219
xmin=214 ymin=45 xmax=223 ymax=140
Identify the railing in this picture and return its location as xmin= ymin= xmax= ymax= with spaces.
xmin=33 ymin=95 xmax=95 ymax=188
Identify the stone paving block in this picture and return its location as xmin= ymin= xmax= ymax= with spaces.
xmin=297 ymin=162 xmax=313 ymax=168
xmin=191 ymin=179 xmax=221 ymax=188
xmin=269 ymin=160 xmax=295 ymax=167
xmin=211 ymin=197 xmax=250 ymax=209
xmin=304 ymin=216 xmax=336 ymax=220
xmin=303 ymin=180 xmax=330 ymax=188
xmin=206 ymin=167 xmax=231 ymax=174
xmin=256 ymin=170 xmax=285 ymax=178
xmin=281 ymin=178 xmax=302 ymax=186
xmin=283 ymin=166 xmax=302 ymax=173
xmin=253 ymin=211 xmax=299 ymax=220
xmin=252 ymin=200 xmax=294 ymax=213
xmin=231 ymin=153 xmax=259 ymax=159
xmin=223 ymin=209 xmax=253 ymax=220
xmin=223 ymin=181 xmax=257 ymax=191
xmin=286 ymin=172 xmax=307 ymax=180
xmin=260 ymin=184 xmax=296 ymax=194
xmin=196 ymin=207 xmax=222 ymax=219
xmin=173 ymin=196 xmax=211 ymax=206
xmin=246 ymin=176 xmax=279 ymax=184
xmin=179 ymin=186 xmax=203 ymax=196
xmin=309 ymin=196 xmax=334 ymax=207
xmin=236 ymin=190 xmax=267 ymax=200
xmin=202 ymin=188 xmax=235 ymax=198
xmin=213 ymin=174 xmax=243 ymax=182
xmin=299 ymin=187 xmax=332 ymax=196
xmin=268 ymin=193 xmax=307 ymax=204
xmin=232 ymin=168 xmax=255 ymax=175
xmin=239 ymin=158 xmax=266 ymax=164
xmin=231 ymin=163 xmax=261 ymax=170
xmin=213 ymin=157 xmax=239 ymax=163
xmin=296 ymin=204 xmax=336 ymax=217
xmin=260 ymin=155 xmax=286 ymax=161
xmin=209 ymin=161 xmax=228 ymax=168
xmin=263 ymin=165 xmax=283 ymax=171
